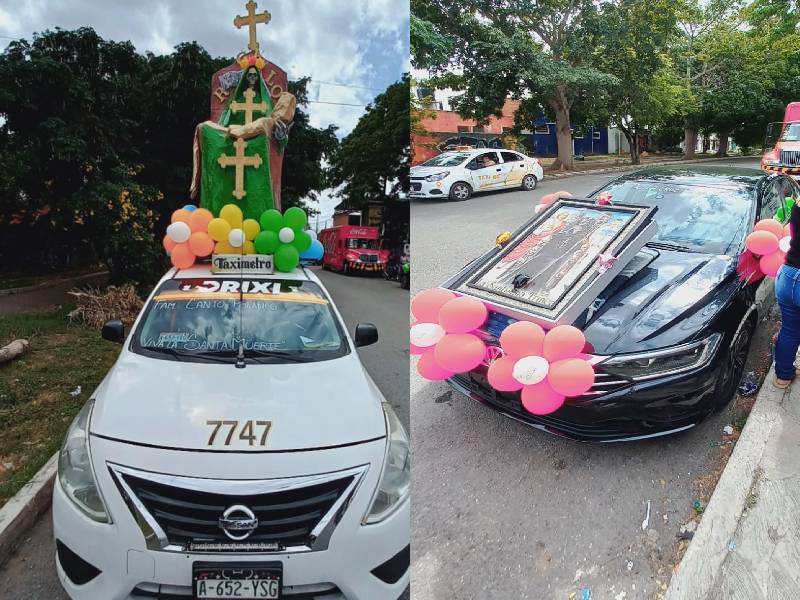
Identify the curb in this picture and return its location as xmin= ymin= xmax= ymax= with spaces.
xmin=664 ymin=368 xmax=786 ymax=600
xmin=0 ymin=271 xmax=110 ymax=297
xmin=544 ymin=155 xmax=758 ymax=181
xmin=0 ymin=453 xmax=58 ymax=568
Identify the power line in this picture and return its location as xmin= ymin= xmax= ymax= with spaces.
xmin=307 ymin=100 xmax=367 ymax=108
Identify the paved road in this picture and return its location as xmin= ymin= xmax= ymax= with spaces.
xmin=410 ymin=158 xmax=762 ymax=600
xmin=0 ymin=270 xmax=409 ymax=599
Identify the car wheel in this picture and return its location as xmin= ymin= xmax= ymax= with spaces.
xmin=522 ymin=174 xmax=538 ymax=190
xmin=449 ymin=182 xmax=472 ymax=201
xmin=712 ymin=318 xmax=754 ymax=410
xmin=343 ymin=262 xmax=349 ymax=275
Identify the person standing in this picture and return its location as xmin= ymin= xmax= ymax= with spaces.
xmin=774 ymin=204 xmax=800 ymax=387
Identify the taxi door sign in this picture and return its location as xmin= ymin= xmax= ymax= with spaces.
xmin=211 ymin=253 xmax=274 ymax=274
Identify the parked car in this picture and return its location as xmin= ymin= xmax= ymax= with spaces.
xmin=319 ymin=225 xmax=390 ymax=275
xmin=448 ymin=166 xmax=800 ymax=441
xmin=53 ymin=263 xmax=410 ymax=599
xmin=410 ymin=148 xmax=544 ymax=201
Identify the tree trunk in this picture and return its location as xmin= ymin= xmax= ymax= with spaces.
xmin=683 ymin=128 xmax=697 ymax=159
xmin=717 ymin=132 xmax=729 ymax=157
xmin=619 ymin=124 xmax=639 ymax=165
xmin=548 ymin=87 xmax=574 ymax=171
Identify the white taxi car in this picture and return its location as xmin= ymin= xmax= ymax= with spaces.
xmin=410 ymin=148 xmax=544 ymax=201
xmin=53 ymin=263 xmax=409 ymax=599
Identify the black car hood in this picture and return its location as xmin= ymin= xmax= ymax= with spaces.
xmin=581 ymin=248 xmax=739 ymax=355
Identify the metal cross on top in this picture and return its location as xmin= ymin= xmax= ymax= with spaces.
xmin=217 ymin=137 xmax=263 ymax=200
xmin=230 ymin=88 xmax=268 ymax=125
xmin=234 ymin=0 xmax=271 ymax=52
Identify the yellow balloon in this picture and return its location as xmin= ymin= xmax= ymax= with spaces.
xmin=242 ymin=219 xmax=260 ymax=241
xmin=215 ymin=240 xmax=239 ymax=254
xmin=208 ymin=218 xmax=231 ymax=242
xmin=220 ymin=204 xmax=243 ymax=228
xmin=243 ymin=240 xmax=256 ymax=254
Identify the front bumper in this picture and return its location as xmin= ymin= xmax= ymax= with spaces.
xmin=408 ymin=178 xmax=450 ymax=199
xmin=346 ymin=261 xmax=385 ymax=274
xmin=448 ymin=353 xmax=726 ymax=442
xmin=53 ymin=436 xmax=409 ymax=600
xmin=762 ymin=163 xmax=800 ymax=176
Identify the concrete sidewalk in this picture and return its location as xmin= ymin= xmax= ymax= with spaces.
xmin=666 ymin=366 xmax=800 ymax=600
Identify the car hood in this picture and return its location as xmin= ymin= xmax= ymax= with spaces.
xmin=582 ymin=248 xmax=739 ymax=355
xmin=778 ymin=140 xmax=800 ymax=151
xmin=410 ymin=166 xmax=456 ymax=177
xmin=90 ymin=352 xmax=386 ymax=451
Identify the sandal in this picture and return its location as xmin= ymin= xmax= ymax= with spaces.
xmin=774 ymin=377 xmax=792 ymax=389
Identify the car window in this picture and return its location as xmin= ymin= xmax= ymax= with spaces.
xmin=779 ymin=123 xmax=800 ymax=142
xmin=500 ymin=151 xmax=524 ymax=163
xmin=760 ymin=180 xmax=784 ymax=220
xmin=592 ymin=179 xmax=755 ymax=255
xmin=473 ymin=152 xmax=500 ymax=169
xmin=421 ymin=153 xmax=471 ymax=167
xmin=132 ymin=278 xmax=348 ymax=363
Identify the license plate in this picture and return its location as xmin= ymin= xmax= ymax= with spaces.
xmin=193 ymin=563 xmax=282 ymax=599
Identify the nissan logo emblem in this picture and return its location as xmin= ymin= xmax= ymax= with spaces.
xmin=218 ymin=505 xmax=259 ymax=540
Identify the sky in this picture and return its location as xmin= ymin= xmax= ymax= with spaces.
xmin=0 ymin=0 xmax=410 ymax=226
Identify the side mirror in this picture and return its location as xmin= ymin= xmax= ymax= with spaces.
xmin=101 ymin=320 xmax=125 ymax=344
xmin=354 ymin=322 xmax=378 ymax=347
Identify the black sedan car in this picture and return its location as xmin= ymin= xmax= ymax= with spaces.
xmin=449 ymin=166 xmax=800 ymax=442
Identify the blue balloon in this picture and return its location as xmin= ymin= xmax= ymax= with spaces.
xmin=300 ymin=239 xmax=324 ymax=261
xmin=183 ymin=204 xmax=197 ymax=212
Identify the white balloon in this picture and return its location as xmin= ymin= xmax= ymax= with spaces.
xmin=228 ymin=228 xmax=245 ymax=248
xmin=307 ymin=229 xmax=318 ymax=241
xmin=410 ymin=322 xmax=445 ymax=348
xmin=166 ymin=221 xmax=191 ymax=244
xmin=279 ymin=227 xmax=295 ymax=244
xmin=512 ymin=355 xmax=550 ymax=385
xmin=780 ymin=236 xmax=792 ymax=253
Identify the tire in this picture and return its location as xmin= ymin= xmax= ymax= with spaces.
xmin=400 ymin=273 xmax=410 ymax=290
xmin=712 ymin=318 xmax=754 ymax=410
xmin=343 ymin=262 xmax=349 ymax=276
xmin=449 ymin=182 xmax=472 ymax=201
xmin=522 ymin=174 xmax=538 ymax=191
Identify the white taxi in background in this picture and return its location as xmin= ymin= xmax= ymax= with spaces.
xmin=409 ymin=148 xmax=544 ymax=201
xmin=53 ymin=263 xmax=409 ymax=599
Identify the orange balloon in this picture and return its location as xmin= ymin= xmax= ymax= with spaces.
xmin=548 ymin=358 xmax=595 ymax=397
xmin=499 ymin=321 xmax=545 ymax=360
xmin=754 ymin=219 xmax=785 ymax=239
xmin=170 ymin=243 xmax=195 ymax=269
xmin=188 ymin=208 xmax=214 ymax=233
xmin=543 ymin=325 xmax=586 ymax=362
xmin=171 ymin=208 xmax=191 ymax=224
xmin=163 ymin=234 xmax=176 ymax=254
xmin=188 ymin=232 xmax=214 ymax=257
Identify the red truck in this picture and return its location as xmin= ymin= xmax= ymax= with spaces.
xmin=762 ymin=102 xmax=800 ymax=177
xmin=318 ymin=225 xmax=390 ymax=275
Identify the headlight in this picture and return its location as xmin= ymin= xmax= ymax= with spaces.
xmin=764 ymin=159 xmax=781 ymax=166
xmin=58 ymin=400 xmax=110 ymax=522
xmin=599 ymin=333 xmax=722 ymax=381
xmin=425 ymin=171 xmax=449 ymax=182
xmin=363 ymin=404 xmax=409 ymax=524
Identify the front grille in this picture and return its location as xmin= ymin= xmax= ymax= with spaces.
xmin=411 ymin=182 xmax=422 ymax=191
xmin=111 ymin=464 xmax=366 ymax=553
xmin=781 ymin=150 xmax=800 ymax=166
xmin=360 ymin=253 xmax=378 ymax=263
xmin=131 ymin=582 xmax=343 ymax=599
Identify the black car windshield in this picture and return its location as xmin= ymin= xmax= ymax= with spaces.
xmin=780 ymin=122 xmax=800 ymax=142
xmin=421 ymin=153 xmax=471 ymax=167
xmin=593 ymin=180 xmax=753 ymax=255
xmin=132 ymin=278 xmax=347 ymax=363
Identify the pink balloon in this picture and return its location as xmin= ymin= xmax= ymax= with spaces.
xmin=417 ymin=350 xmax=454 ymax=381
xmin=499 ymin=321 xmax=546 ymax=360
xmin=760 ymin=251 xmax=785 ymax=278
xmin=785 ymin=223 xmax=793 ymax=238
xmin=737 ymin=250 xmax=765 ymax=283
xmin=754 ymin=219 xmax=785 ymax=239
xmin=548 ymin=358 xmax=595 ymax=397
xmin=543 ymin=325 xmax=586 ymax=362
xmin=438 ymin=296 xmax=488 ymax=333
xmin=434 ymin=333 xmax=486 ymax=373
xmin=521 ymin=380 xmax=566 ymax=415
xmin=411 ymin=288 xmax=456 ymax=323
xmin=410 ymin=342 xmax=427 ymax=355
xmin=745 ymin=230 xmax=779 ymax=256
xmin=487 ymin=356 xmax=524 ymax=392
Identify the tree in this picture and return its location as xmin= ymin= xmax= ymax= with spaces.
xmin=412 ymin=0 xmax=618 ymax=170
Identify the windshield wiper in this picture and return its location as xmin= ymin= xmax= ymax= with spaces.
xmin=142 ymin=347 xmax=187 ymax=361
xmin=646 ymin=241 xmax=693 ymax=252
xmin=248 ymin=350 xmax=315 ymax=364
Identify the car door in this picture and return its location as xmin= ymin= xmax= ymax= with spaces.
xmin=466 ymin=151 xmax=504 ymax=191
xmin=500 ymin=151 xmax=527 ymax=188
xmin=753 ymin=178 xmax=785 ymax=310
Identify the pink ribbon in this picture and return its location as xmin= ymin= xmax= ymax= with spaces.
xmin=596 ymin=253 xmax=617 ymax=274
xmin=596 ymin=192 xmax=613 ymax=206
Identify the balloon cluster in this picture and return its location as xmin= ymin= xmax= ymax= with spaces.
xmin=410 ymin=288 xmax=597 ymax=416
xmin=743 ymin=219 xmax=791 ymax=278
xmin=163 ymin=203 xmax=321 ymax=273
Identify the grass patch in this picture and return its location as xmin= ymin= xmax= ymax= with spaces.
xmin=0 ymin=304 xmax=121 ymax=506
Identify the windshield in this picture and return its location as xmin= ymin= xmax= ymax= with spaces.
xmin=347 ymin=238 xmax=378 ymax=250
xmin=780 ymin=122 xmax=800 ymax=142
xmin=421 ymin=153 xmax=470 ymax=167
xmin=593 ymin=180 xmax=754 ymax=255
xmin=132 ymin=278 xmax=347 ymax=363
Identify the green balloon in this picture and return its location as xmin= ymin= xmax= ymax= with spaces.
xmin=254 ymin=230 xmax=280 ymax=254
xmin=259 ymin=209 xmax=283 ymax=232
xmin=292 ymin=230 xmax=312 ymax=252
xmin=275 ymin=244 xmax=299 ymax=272
xmin=777 ymin=207 xmax=787 ymax=222
xmin=283 ymin=206 xmax=307 ymax=230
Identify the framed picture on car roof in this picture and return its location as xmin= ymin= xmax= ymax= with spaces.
xmin=441 ymin=199 xmax=659 ymax=328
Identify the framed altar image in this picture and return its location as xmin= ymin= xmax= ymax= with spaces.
xmin=442 ymin=199 xmax=658 ymax=327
